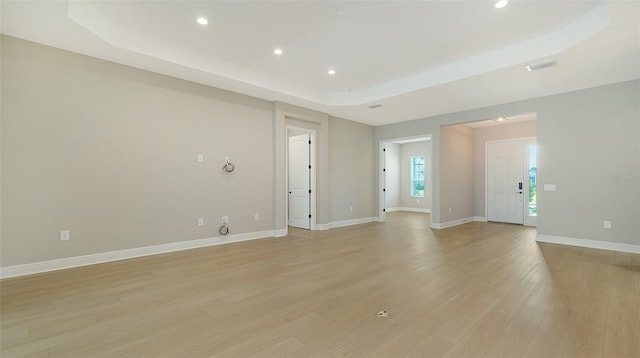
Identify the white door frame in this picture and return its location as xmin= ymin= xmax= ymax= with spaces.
xmin=378 ymin=135 xmax=433 ymax=225
xmin=484 ymin=136 xmax=536 ymax=226
xmin=286 ymin=126 xmax=316 ymax=230
xmin=378 ymin=141 xmax=386 ymax=222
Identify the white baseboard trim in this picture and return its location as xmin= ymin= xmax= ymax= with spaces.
xmin=0 ymin=230 xmax=284 ymax=279
xmin=473 ymin=216 xmax=488 ymax=222
xmin=317 ymin=217 xmax=379 ymax=230
xmin=273 ymin=229 xmax=288 ymax=237
xmin=386 ymin=207 xmax=431 ymax=213
xmin=431 ymin=217 xmax=475 ymax=229
xmin=536 ymin=234 xmax=640 ymax=254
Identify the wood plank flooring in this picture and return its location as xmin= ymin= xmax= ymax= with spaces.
xmin=1 ymin=212 xmax=639 ymax=357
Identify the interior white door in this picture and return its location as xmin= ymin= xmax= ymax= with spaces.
xmin=487 ymin=140 xmax=525 ymax=224
xmin=288 ymin=133 xmax=310 ymax=229
xmin=381 ymin=146 xmax=386 ymax=219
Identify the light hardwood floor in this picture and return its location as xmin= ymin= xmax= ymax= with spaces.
xmin=1 ymin=212 xmax=639 ymax=357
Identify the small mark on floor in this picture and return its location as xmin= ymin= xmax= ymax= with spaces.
xmin=377 ymin=310 xmax=389 ymax=318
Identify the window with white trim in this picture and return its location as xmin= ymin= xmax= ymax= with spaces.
xmin=411 ymin=156 xmax=425 ymax=197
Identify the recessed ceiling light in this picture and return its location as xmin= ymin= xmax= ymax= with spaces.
xmin=494 ymin=116 xmax=510 ymax=122
xmin=494 ymin=0 xmax=509 ymax=9
xmin=196 ymin=17 xmax=208 ymax=25
xmin=328 ymin=69 xmax=336 ymax=75
xmin=367 ymin=104 xmax=383 ymax=109
xmin=273 ymin=48 xmax=283 ymax=55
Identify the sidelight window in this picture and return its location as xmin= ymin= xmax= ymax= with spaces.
xmin=411 ymin=156 xmax=425 ymax=197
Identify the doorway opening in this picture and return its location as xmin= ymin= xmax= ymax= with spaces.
xmin=378 ymin=135 xmax=432 ymax=226
xmin=459 ymin=112 xmax=537 ymax=227
xmin=286 ymin=126 xmax=316 ymax=230
xmin=436 ymin=112 xmax=537 ymax=229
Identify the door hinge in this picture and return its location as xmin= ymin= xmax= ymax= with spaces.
xmin=309 ymin=140 xmax=311 ymax=144
xmin=309 ymin=214 xmax=312 ymax=218
xmin=308 ymin=165 xmax=311 ymax=169
xmin=383 ymin=168 xmax=386 ymax=172
xmin=383 ymin=148 xmax=386 ymax=152
xmin=383 ymin=208 xmax=386 ymax=212
xmin=383 ymin=188 xmax=386 ymax=192
xmin=308 ymin=189 xmax=312 ymax=194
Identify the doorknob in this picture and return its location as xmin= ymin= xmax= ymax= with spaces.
xmin=289 ymin=191 xmax=292 ymax=194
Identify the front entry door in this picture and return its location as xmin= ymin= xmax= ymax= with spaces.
xmin=487 ymin=140 xmax=525 ymax=224
xmin=288 ymin=134 xmax=310 ymax=229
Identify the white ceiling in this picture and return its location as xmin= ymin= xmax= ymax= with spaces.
xmin=2 ymin=1 xmax=638 ymax=126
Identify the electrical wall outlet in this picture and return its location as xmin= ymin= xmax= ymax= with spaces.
xmin=603 ymin=221 xmax=612 ymax=229
xmin=197 ymin=218 xmax=204 ymax=226
xmin=197 ymin=154 xmax=204 ymax=162
xmin=349 ymin=206 xmax=353 ymax=212
xmin=222 ymin=216 xmax=229 ymax=224
xmin=60 ymin=230 xmax=70 ymax=241
xmin=254 ymin=213 xmax=259 ymax=221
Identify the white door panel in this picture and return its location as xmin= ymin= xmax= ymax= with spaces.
xmin=288 ymin=134 xmax=310 ymax=229
xmin=488 ymin=140 xmax=524 ymax=224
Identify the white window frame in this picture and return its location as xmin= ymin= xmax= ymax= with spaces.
xmin=410 ymin=155 xmax=425 ymax=198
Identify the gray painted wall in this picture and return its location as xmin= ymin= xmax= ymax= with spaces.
xmin=1 ymin=36 xmax=275 ymax=266
xmin=440 ymin=125 xmax=474 ymax=222
xmin=376 ymin=79 xmax=639 ymax=246
xmin=328 ymin=116 xmax=375 ymax=221
xmin=473 ymin=120 xmax=537 ymax=217
xmin=536 ymin=82 xmax=639 ymax=245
